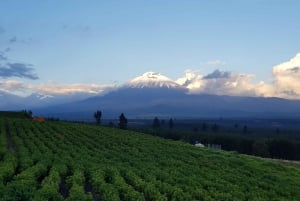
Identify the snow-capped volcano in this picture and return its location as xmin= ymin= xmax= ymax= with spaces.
xmin=125 ymin=72 xmax=182 ymax=89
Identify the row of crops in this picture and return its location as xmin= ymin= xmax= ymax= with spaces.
xmin=0 ymin=117 xmax=300 ymax=200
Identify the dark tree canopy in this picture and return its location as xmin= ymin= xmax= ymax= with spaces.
xmin=212 ymin=123 xmax=219 ymax=132
xmin=202 ymin=123 xmax=208 ymax=131
xmin=22 ymin=110 xmax=33 ymax=119
xmin=94 ymin=110 xmax=102 ymax=124
xmin=119 ymin=113 xmax=128 ymax=129
xmin=152 ymin=117 xmax=160 ymax=129
xmin=168 ymin=118 xmax=174 ymax=129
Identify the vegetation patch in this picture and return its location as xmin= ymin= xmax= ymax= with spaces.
xmin=0 ymin=117 xmax=300 ymax=200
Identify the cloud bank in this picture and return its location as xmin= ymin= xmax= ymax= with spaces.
xmin=31 ymin=83 xmax=114 ymax=95
xmin=0 ymin=63 xmax=39 ymax=80
xmin=1 ymin=53 xmax=300 ymax=100
xmin=0 ymin=80 xmax=26 ymax=94
xmin=175 ymin=53 xmax=300 ymax=99
xmin=0 ymin=80 xmax=114 ymax=96
xmin=272 ymin=53 xmax=300 ymax=99
xmin=176 ymin=69 xmax=258 ymax=96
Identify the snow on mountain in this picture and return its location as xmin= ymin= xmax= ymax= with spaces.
xmin=35 ymin=93 xmax=54 ymax=100
xmin=124 ymin=72 xmax=182 ymax=89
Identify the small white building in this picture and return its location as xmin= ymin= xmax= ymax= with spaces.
xmin=194 ymin=142 xmax=205 ymax=148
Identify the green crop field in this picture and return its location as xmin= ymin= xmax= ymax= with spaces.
xmin=0 ymin=116 xmax=300 ymax=201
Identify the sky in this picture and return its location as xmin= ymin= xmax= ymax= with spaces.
xmin=0 ymin=0 xmax=300 ymax=98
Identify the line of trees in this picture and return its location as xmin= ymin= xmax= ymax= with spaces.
xmin=92 ymin=112 xmax=300 ymax=160
xmin=134 ymin=118 xmax=300 ymax=161
xmin=93 ymin=111 xmax=128 ymax=130
xmin=152 ymin=117 xmax=174 ymax=129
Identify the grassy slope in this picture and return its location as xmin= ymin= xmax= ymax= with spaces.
xmin=1 ymin=117 xmax=300 ymax=200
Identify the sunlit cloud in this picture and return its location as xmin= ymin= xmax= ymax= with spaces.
xmin=0 ymin=80 xmax=25 ymax=90
xmin=0 ymin=80 xmax=27 ymax=95
xmin=175 ymin=53 xmax=300 ymax=99
xmin=176 ymin=70 xmax=204 ymax=91
xmin=30 ymin=83 xmax=115 ymax=95
xmin=0 ymin=79 xmax=115 ymax=97
xmin=177 ymin=70 xmax=258 ymax=96
xmin=272 ymin=53 xmax=300 ymax=99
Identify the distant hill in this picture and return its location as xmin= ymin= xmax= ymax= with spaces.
xmin=0 ymin=116 xmax=300 ymax=200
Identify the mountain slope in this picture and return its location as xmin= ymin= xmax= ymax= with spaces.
xmin=35 ymin=86 xmax=300 ymax=120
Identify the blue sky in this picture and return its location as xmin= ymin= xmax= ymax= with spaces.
xmin=1 ymin=1 xmax=300 ymax=97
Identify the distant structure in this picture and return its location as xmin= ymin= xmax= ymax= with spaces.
xmin=207 ymin=144 xmax=222 ymax=151
xmin=33 ymin=117 xmax=46 ymax=122
xmin=194 ymin=141 xmax=222 ymax=150
xmin=194 ymin=141 xmax=205 ymax=148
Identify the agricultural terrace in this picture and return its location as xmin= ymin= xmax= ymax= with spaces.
xmin=0 ymin=116 xmax=300 ymax=201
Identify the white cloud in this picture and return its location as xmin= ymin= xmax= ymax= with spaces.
xmin=29 ymin=83 xmax=114 ymax=95
xmin=176 ymin=69 xmax=198 ymax=86
xmin=0 ymin=80 xmax=26 ymax=92
xmin=272 ymin=53 xmax=300 ymax=99
xmin=176 ymin=69 xmax=277 ymax=97
xmin=175 ymin=53 xmax=300 ymax=99
xmin=180 ymin=70 xmax=258 ymax=96
xmin=0 ymin=80 xmax=114 ymax=96
xmin=0 ymin=80 xmax=32 ymax=97
xmin=255 ymin=81 xmax=275 ymax=97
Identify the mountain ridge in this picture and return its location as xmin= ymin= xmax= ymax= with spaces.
xmin=2 ymin=71 xmax=300 ymax=120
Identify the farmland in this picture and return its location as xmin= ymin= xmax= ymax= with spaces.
xmin=1 ymin=115 xmax=300 ymax=200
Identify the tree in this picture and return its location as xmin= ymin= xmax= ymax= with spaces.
xmin=168 ymin=118 xmax=174 ymax=129
xmin=212 ymin=123 xmax=219 ymax=133
xmin=28 ymin=110 xmax=33 ymax=118
xmin=94 ymin=110 xmax=102 ymax=124
xmin=202 ymin=123 xmax=207 ymax=131
xmin=119 ymin=113 xmax=128 ymax=129
xmin=22 ymin=110 xmax=33 ymax=119
xmin=152 ymin=117 xmax=160 ymax=129
xmin=252 ymin=140 xmax=270 ymax=158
